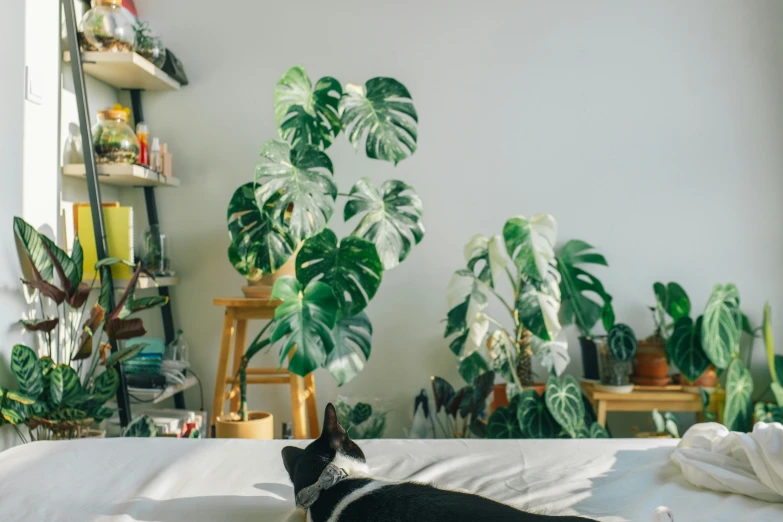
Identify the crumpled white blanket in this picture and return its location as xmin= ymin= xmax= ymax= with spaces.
xmin=670 ymin=421 xmax=783 ymax=502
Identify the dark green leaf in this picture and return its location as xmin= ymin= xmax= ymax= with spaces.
xmin=458 ymin=352 xmax=489 ymax=383
xmin=105 ymin=318 xmax=146 ymax=340
xmin=50 ymin=365 xmax=83 ymax=407
xmin=71 ymin=235 xmax=84 ymax=285
xmin=105 ymin=344 xmax=146 ymax=368
xmin=14 ymin=217 xmax=53 ymax=282
xmin=91 ymin=368 xmax=119 ymax=402
xmin=126 ymin=296 xmax=169 ymax=316
xmin=296 ymin=229 xmax=383 ymax=317
xmin=344 ymin=178 xmax=424 ymax=270
xmin=516 ymin=280 xmax=559 ymax=341
xmin=11 ymin=344 xmax=44 ymax=397
xmin=270 ymin=277 xmax=338 ymax=377
xmin=98 ymin=267 xmax=112 ymax=312
xmin=556 ymin=240 xmax=611 ymax=335
xmin=254 ymin=139 xmax=337 ymax=242
xmin=667 ymin=317 xmax=711 ymax=383
xmin=123 ymin=414 xmax=158 ymax=437
xmin=275 ymin=66 xmax=342 ymax=150
xmin=544 ymin=375 xmax=584 ymax=438
xmin=724 ymin=359 xmax=753 ymax=432
xmin=227 ymin=182 xmax=296 ymax=280
xmin=431 ymin=376 xmax=455 ymax=413
xmin=487 ymin=406 xmax=521 ymax=439
xmin=754 ymin=403 xmax=783 ymax=424
xmin=6 ymin=391 xmax=36 ymax=405
xmin=326 ymin=312 xmax=373 ymax=386
xmin=665 ymin=283 xmax=690 ymax=321
xmin=340 ymin=78 xmax=418 ymax=165
xmin=701 ymin=284 xmax=741 ymax=369
xmin=517 ymin=389 xmax=559 ymax=438
xmin=589 ymin=422 xmax=610 ymax=438
xmin=1 ymin=401 xmax=28 ymax=425
xmin=350 ymin=403 xmax=373 ymax=425
xmin=607 ymin=323 xmax=637 ymax=362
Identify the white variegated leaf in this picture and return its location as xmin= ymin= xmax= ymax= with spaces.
xmin=466 ymin=312 xmax=490 ymax=355
xmin=446 ymin=270 xmax=489 ymax=327
xmin=530 ymin=332 xmax=570 ymax=376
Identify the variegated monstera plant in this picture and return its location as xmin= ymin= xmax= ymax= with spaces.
xmin=2 ymin=218 xmax=166 ymax=440
xmin=443 ymin=214 xmax=567 ymax=389
xmin=226 ymin=66 xmax=424 ymax=404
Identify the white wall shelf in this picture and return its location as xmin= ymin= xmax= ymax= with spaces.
xmin=62 ymin=164 xmax=180 ymax=188
xmin=63 ymin=51 xmax=180 ymax=91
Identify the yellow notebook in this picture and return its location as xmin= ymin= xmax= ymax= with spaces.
xmin=77 ymin=206 xmax=134 ymax=281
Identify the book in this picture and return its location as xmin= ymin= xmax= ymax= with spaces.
xmin=77 ymin=205 xmax=134 ymax=280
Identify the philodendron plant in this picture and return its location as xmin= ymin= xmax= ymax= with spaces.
xmin=4 ymin=218 xmax=166 ymax=440
xmin=486 ymin=375 xmax=609 ymax=439
xmin=556 ymin=240 xmax=615 ymax=337
xmin=226 ymin=66 xmax=424 ymax=388
xmin=443 ymin=215 xmax=565 ymax=389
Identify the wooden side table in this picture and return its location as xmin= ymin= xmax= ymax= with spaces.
xmin=211 ymin=297 xmax=319 ymax=439
xmin=581 ymin=382 xmax=725 ymax=427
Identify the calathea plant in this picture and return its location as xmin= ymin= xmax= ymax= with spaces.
xmin=4 ymin=218 xmax=166 ymax=440
xmin=486 ymin=375 xmax=609 ymax=439
xmin=226 ymin=66 xmax=424 ymax=387
xmin=443 ymin=215 xmax=565 ymax=389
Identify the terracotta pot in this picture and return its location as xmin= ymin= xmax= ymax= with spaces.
xmin=632 ymin=375 xmax=671 ymax=386
xmin=633 ymin=340 xmax=669 ymax=379
xmin=215 ymin=411 xmax=274 ymax=439
xmin=241 ymin=245 xmax=299 ymax=298
xmin=490 ymin=383 xmax=545 ymax=413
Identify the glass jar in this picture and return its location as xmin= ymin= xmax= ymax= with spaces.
xmin=142 ymin=224 xmax=168 ymax=275
xmin=78 ymin=0 xmax=136 ymax=52
xmin=93 ymin=109 xmax=139 ymax=164
xmin=134 ymin=23 xmax=167 ymax=68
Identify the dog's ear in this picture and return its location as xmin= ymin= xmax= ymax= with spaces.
xmin=281 ymin=446 xmax=303 ymax=481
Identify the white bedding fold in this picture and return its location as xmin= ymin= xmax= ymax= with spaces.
xmin=670 ymin=422 xmax=783 ymax=502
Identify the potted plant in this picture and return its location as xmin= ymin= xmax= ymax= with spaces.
xmin=486 ymin=375 xmax=609 ymax=439
xmin=556 ymin=240 xmax=614 ymax=381
xmin=335 ymin=397 xmax=389 ymax=439
xmin=1 ymin=218 xmax=167 ymax=441
xmin=633 ymin=409 xmax=680 ymax=438
xmin=744 ymin=303 xmax=783 ymax=428
xmin=596 ymin=323 xmax=638 ymax=392
xmin=443 ymin=214 xmax=567 ymax=408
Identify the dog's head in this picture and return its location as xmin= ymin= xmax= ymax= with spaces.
xmin=281 ymin=403 xmax=368 ymax=495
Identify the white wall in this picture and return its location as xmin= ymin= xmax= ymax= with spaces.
xmin=135 ymin=0 xmax=783 ymax=437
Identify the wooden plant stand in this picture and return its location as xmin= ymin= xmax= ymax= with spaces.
xmin=211 ymin=297 xmax=319 ymax=439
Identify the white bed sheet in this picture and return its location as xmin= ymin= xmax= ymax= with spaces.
xmin=0 ymin=438 xmax=780 ymax=521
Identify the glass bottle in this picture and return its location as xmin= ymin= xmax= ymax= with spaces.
xmin=93 ymin=109 xmax=139 ymax=164
xmin=167 ymin=329 xmax=189 ymax=363
xmin=79 ymin=0 xmax=136 ymax=52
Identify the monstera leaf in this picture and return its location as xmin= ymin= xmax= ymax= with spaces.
xmin=517 ymin=389 xmax=559 ymax=438
xmin=667 ymin=317 xmax=711 ymax=383
xmin=654 ymin=282 xmax=690 ymax=322
xmin=503 ymin=214 xmax=558 ymax=283
xmin=724 ymin=359 xmax=753 ymax=432
xmin=486 ymin=331 xmax=517 ymax=384
xmin=545 ymin=375 xmax=584 ymax=438
xmin=344 ymin=178 xmax=424 ymax=270
xmin=701 ymin=284 xmax=741 ymax=369
xmin=325 ymin=312 xmax=372 ymax=386
xmin=464 ymin=234 xmax=508 ymax=288
xmin=516 ymin=280 xmax=561 ymax=341
xmin=254 ymin=140 xmax=337 ymax=242
xmin=458 ymin=352 xmax=489 ymax=383
xmin=296 ymin=229 xmax=383 ymax=317
xmin=270 ymin=277 xmax=339 ymax=377
xmin=607 ymin=324 xmax=637 ymax=362
xmin=530 ymin=335 xmax=570 ymax=376
xmin=14 ymin=217 xmax=53 ymax=282
xmin=487 ymin=406 xmax=522 ymax=439
xmin=11 ymin=344 xmax=44 ymax=398
xmin=274 ymin=66 xmax=342 ymax=150
xmin=339 ymin=78 xmax=418 ymax=165
xmin=444 ymin=269 xmax=490 ymax=350
xmin=227 ymin=183 xmax=296 ymax=280
xmin=556 ymin=240 xmax=612 ymax=335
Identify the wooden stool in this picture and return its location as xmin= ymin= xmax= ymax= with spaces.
xmin=211 ymin=297 xmax=319 ymax=439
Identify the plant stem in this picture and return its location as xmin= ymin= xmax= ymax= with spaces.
xmin=488 ymin=286 xmax=514 ymax=316
xmin=37 ymin=294 xmax=52 ymax=358
xmin=240 ymin=364 xmax=248 ymax=422
xmin=501 ymin=330 xmax=524 ymax=390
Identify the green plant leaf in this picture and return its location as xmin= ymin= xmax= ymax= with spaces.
xmin=463 ymin=234 xmax=508 ymax=288
xmin=516 ymin=280 xmax=561 ymax=341
xmin=589 ymin=422 xmax=610 ymax=438
xmin=607 ymin=323 xmax=637 ymax=362
xmin=105 ymin=344 xmax=146 ymax=368
xmin=227 ymin=182 xmax=296 ymax=280
xmin=125 ymin=296 xmax=169 ymax=316
xmin=556 ymin=240 xmax=611 ymax=335
xmin=11 ymin=344 xmax=44 ymax=398
xmin=325 ymin=312 xmax=372 ymax=386
xmin=530 ymin=336 xmax=570 ymax=377
xmin=339 ymin=78 xmax=418 ymax=165
xmin=444 ymin=270 xmax=489 ymax=342
xmin=652 ymin=409 xmax=665 ymax=434
xmin=296 ymin=229 xmax=383 ymax=317
xmin=91 ymin=368 xmax=119 ymax=402
xmin=601 ymin=300 xmax=615 ymax=332
xmin=14 ymin=217 xmax=53 ymax=282
xmin=105 ymin=318 xmax=146 ymax=340
xmin=350 ymin=402 xmax=373 ymax=425
xmin=6 ymin=391 xmax=36 ymax=405
xmin=771 ymin=383 xmax=783 ymax=408
xmin=516 ymin=388 xmax=558 ymax=438
xmin=665 ymin=283 xmax=690 ymax=321
xmin=40 ymin=235 xmax=80 ymax=295
xmin=254 ymin=139 xmax=337 ymax=242
xmin=20 ymin=318 xmax=59 ymax=333
xmin=50 ymin=365 xmax=83 ymax=407
xmin=98 ymin=267 xmax=112 ymax=312
xmin=123 ymin=414 xmax=158 ymax=437
xmin=544 ymin=375 xmax=584 ymax=438
xmin=486 ymin=331 xmax=517 ymax=384
xmin=724 ymin=359 xmax=753 ymax=432
xmin=755 ymin=402 xmax=783 ymax=424
xmin=764 ymin=303 xmax=777 ymax=385
xmin=461 ymin=371 xmax=494 ymax=419
xmin=701 ymin=284 xmax=741 ymax=369
xmin=503 ymin=214 xmax=558 ymax=283
xmin=431 ymin=376 xmax=455 ymax=413
xmin=344 ymin=178 xmax=424 ymax=270
xmin=270 ymin=277 xmax=338 ymax=377
xmin=275 ymin=66 xmax=343 ymax=150
xmin=458 ymin=352 xmax=489 ymax=383
xmin=71 ymin=235 xmax=84 ymax=285
xmin=1 ymin=401 xmax=28 ymax=425
xmin=667 ymin=317 xmax=711 ymax=383
xmin=487 ymin=405 xmax=522 ymax=439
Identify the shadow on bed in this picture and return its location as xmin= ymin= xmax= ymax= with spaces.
xmin=104 ymin=483 xmax=293 ymax=522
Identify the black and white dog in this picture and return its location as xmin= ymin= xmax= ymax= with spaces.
xmin=282 ymin=403 xmax=604 ymax=522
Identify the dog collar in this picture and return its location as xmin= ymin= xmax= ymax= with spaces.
xmin=295 ymin=463 xmax=349 ymax=510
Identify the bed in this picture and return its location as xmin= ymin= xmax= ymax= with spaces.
xmin=0 ymin=438 xmax=780 ymax=521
